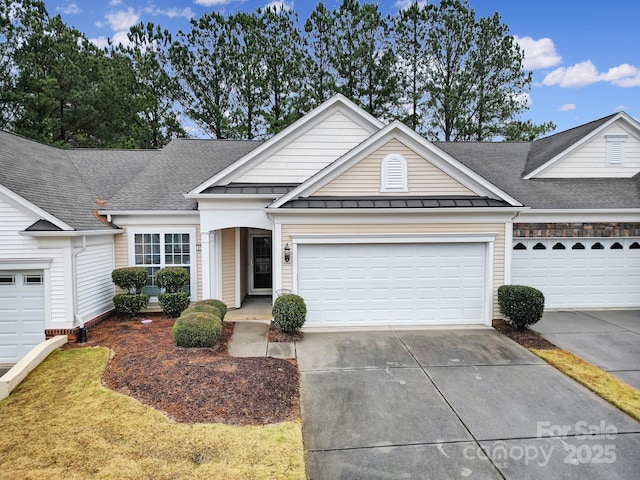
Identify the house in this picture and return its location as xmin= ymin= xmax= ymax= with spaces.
xmin=1 ymin=94 xmax=638 ymax=364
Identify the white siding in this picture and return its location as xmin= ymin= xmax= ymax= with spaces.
xmin=236 ymin=112 xmax=372 ymax=183
xmin=0 ymin=196 xmax=68 ymax=327
xmin=315 ymin=139 xmax=474 ymax=196
xmin=76 ymin=243 xmax=115 ymax=321
xmin=538 ymin=123 xmax=640 ymax=178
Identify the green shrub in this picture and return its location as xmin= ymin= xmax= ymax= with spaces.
xmin=173 ymin=312 xmax=222 ymax=348
xmin=155 ymin=267 xmax=189 ymax=293
xmin=184 ymin=303 xmax=223 ymax=318
xmin=112 ymin=267 xmax=148 ymax=294
xmin=158 ymin=291 xmax=191 ymax=318
xmin=272 ymin=294 xmax=307 ymax=334
xmin=196 ymin=299 xmax=227 ymax=321
xmin=498 ymin=285 xmax=545 ymax=330
xmin=113 ymin=293 xmax=150 ymax=317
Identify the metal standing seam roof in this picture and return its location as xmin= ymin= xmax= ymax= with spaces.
xmin=279 ymin=196 xmax=512 ymax=209
xmin=202 ymin=183 xmax=299 ymax=195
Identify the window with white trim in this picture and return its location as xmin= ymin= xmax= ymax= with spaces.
xmin=131 ymin=229 xmax=195 ymax=298
xmin=606 ymin=135 xmax=627 ymax=166
xmin=381 ymin=154 xmax=408 ymax=192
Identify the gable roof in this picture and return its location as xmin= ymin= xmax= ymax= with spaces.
xmin=523 ymin=112 xmax=638 ymax=178
xmin=437 ymin=142 xmax=640 ymax=209
xmin=270 ymin=120 xmax=522 ymax=209
xmin=187 ymin=94 xmax=385 ymax=194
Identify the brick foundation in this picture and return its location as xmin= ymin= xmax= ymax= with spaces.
xmin=44 ymin=309 xmax=114 ymax=343
xmin=514 ymin=223 xmax=640 ymax=238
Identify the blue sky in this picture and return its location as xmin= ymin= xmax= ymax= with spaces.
xmin=45 ymin=0 xmax=640 ymax=135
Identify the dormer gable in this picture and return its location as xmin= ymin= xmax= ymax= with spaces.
xmin=524 ymin=112 xmax=640 ymax=179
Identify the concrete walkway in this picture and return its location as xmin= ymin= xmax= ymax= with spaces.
xmin=533 ymin=310 xmax=640 ymax=390
xmin=227 ymin=320 xmax=296 ymax=359
xmin=298 ymin=329 xmax=640 ymax=479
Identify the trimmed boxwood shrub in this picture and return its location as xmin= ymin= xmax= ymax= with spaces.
xmin=155 ymin=267 xmax=191 ymax=317
xmin=184 ymin=303 xmax=223 ymax=318
xmin=112 ymin=267 xmax=148 ymax=294
xmin=158 ymin=291 xmax=191 ymax=318
xmin=113 ymin=293 xmax=149 ymax=317
xmin=272 ymin=294 xmax=307 ymax=334
xmin=196 ymin=299 xmax=227 ymax=321
xmin=112 ymin=267 xmax=149 ymax=316
xmin=498 ymin=285 xmax=545 ymax=330
xmin=155 ymin=267 xmax=189 ymax=293
xmin=173 ymin=312 xmax=222 ymax=348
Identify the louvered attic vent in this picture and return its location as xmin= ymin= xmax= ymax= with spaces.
xmin=606 ymin=135 xmax=627 ymax=166
xmin=381 ymin=154 xmax=408 ymax=192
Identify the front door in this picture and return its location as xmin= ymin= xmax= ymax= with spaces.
xmin=251 ymin=235 xmax=272 ymax=293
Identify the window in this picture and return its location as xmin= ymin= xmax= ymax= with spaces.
xmin=532 ymin=242 xmax=546 ymax=250
xmin=0 ymin=274 xmax=15 ymax=285
xmin=630 ymin=242 xmax=640 ymax=249
xmin=23 ymin=273 xmax=43 ymax=285
xmin=606 ymin=135 xmax=627 ymax=166
xmin=591 ymin=242 xmax=604 ymax=250
xmin=131 ymin=229 xmax=195 ymax=298
xmin=552 ymin=242 xmax=566 ymax=250
xmin=610 ymin=242 xmax=623 ymax=250
xmin=381 ymin=154 xmax=408 ymax=192
xmin=513 ymin=242 xmax=526 ymax=250
xmin=571 ymin=242 xmax=585 ymax=250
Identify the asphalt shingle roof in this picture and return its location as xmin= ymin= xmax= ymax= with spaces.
xmin=436 ymin=142 xmax=640 ymax=209
xmin=523 ymin=113 xmax=616 ymax=177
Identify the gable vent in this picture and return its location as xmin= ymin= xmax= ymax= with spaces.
xmin=606 ymin=135 xmax=627 ymax=166
xmin=381 ymin=154 xmax=408 ymax=192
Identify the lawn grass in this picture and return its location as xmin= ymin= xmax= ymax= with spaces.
xmin=0 ymin=348 xmax=305 ymax=480
xmin=531 ymin=348 xmax=640 ymax=423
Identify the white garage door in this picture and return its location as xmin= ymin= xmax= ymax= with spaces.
xmin=297 ymin=243 xmax=486 ymax=328
xmin=0 ymin=271 xmax=46 ymax=365
xmin=512 ymin=238 xmax=640 ymax=308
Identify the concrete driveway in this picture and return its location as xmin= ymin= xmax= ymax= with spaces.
xmin=297 ymin=328 xmax=640 ymax=479
xmin=533 ymin=310 xmax=640 ymax=390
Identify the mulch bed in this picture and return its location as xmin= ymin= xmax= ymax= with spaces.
xmin=268 ymin=323 xmax=304 ymax=343
xmin=492 ymin=319 xmax=557 ymax=350
xmin=65 ymin=313 xmax=300 ymax=426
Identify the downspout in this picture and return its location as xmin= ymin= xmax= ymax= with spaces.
xmin=72 ymin=236 xmax=87 ymax=343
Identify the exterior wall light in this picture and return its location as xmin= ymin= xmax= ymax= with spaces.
xmin=284 ymin=243 xmax=291 ymax=263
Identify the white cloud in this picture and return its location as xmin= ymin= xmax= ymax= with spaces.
xmin=109 ymin=0 xmax=122 ymax=5
xmin=90 ymin=31 xmax=131 ymax=49
xmin=515 ymin=36 xmax=562 ymax=70
xmin=194 ymin=0 xmax=234 ymax=6
xmin=559 ymin=103 xmax=576 ymax=112
xmin=264 ymin=1 xmax=293 ymax=11
xmin=144 ymin=5 xmax=194 ymax=19
xmin=394 ymin=0 xmax=428 ymax=9
xmin=105 ymin=8 xmax=140 ymax=31
xmin=56 ymin=2 xmax=81 ymax=15
xmin=543 ymin=60 xmax=640 ymax=88
xmin=613 ymin=104 xmax=629 ymax=112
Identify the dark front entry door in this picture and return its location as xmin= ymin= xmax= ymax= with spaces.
xmin=252 ymin=236 xmax=272 ymax=290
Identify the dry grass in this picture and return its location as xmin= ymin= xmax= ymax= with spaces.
xmin=0 ymin=348 xmax=305 ymax=480
xmin=531 ymin=348 xmax=640 ymax=422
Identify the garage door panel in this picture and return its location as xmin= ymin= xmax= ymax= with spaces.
xmin=298 ymin=243 xmax=486 ymax=327
xmin=0 ymin=271 xmax=45 ymax=364
xmin=512 ymin=239 xmax=639 ymax=308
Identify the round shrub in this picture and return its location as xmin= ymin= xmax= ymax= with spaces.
xmin=184 ymin=303 xmax=223 ymax=318
xmin=113 ymin=293 xmax=149 ymax=317
xmin=196 ymin=299 xmax=227 ymax=321
xmin=112 ymin=267 xmax=148 ymax=294
xmin=155 ymin=267 xmax=189 ymax=293
xmin=173 ymin=312 xmax=222 ymax=348
xmin=498 ymin=285 xmax=545 ymax=330
xmin=272 ymin=294 xmax=307 ymax=334
xmin=158 ymin=291 xmax=191 ymax=318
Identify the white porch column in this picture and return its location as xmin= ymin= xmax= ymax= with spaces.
xmin=200 ymin=231 xmax=211 ymax=300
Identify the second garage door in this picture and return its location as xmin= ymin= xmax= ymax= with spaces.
xmin=0 ymin=271 xmax=46 ymax=365
xmin=297 ymin=242 xmax=486 ymax=328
